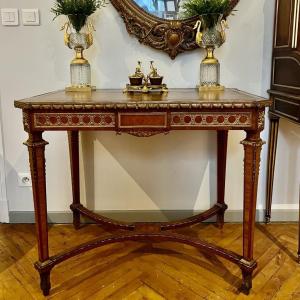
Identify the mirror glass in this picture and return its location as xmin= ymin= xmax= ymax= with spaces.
xmin=133 ymin=0 xmax=183 ymax=20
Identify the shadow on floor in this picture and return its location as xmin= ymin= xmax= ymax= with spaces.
xmin=256 ymin=223 xmax=298 ymax=262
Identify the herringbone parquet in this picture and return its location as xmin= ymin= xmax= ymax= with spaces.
xmin=0 ymin=223 xmax=299 ymax=299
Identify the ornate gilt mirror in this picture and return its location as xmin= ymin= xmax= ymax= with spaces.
xmin=110 ymin=0 xmax=239 ymax=59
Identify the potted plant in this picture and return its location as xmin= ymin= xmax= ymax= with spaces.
xmin=182 ymin=0 xmax=231 ymax=29
xmin=51 ymin=0 xmax=107 ymax=32
xmin=181 ymin=0 xmax=232 ymax=91
xmin=51 ymin=0 xmax=107 ymax=92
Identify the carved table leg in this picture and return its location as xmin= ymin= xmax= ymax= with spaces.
xmin=217 ymin=131 xmax=228 ymax=228
xmin=25 ymin=132 xmax=51 ymax=296
xmin=68 ymin=131 xmax=81 ymax=230
xmin=240 ymin=130 xmax=264 ymax=294
xmin=265 ymin=113 xmax=280 ymax=223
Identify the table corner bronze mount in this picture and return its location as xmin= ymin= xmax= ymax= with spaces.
xmin=14 ymin=88 xmax=269 ymax=296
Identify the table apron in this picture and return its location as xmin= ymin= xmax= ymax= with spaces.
xmin=28 ymin=110 xmax=261 ymax=131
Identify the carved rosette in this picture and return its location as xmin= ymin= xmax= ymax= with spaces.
xmin=121 ymin=130 xmax=169 ymax=137
xmin=110 ymin=0 xmax=240 ymax=59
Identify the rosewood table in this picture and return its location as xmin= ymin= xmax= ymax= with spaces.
xmin=14 ymin=88 xmax=271 ymax=296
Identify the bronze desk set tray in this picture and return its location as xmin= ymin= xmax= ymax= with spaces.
xmin=124 ymin=61 xmax=168 ymax=94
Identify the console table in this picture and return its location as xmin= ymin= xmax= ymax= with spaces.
xmin=14 ymin=89 xmax=271 ymax=296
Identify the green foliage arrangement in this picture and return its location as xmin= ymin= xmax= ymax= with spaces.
xmin=51 ymin=0 xmax=107 ymax=32
xmin=181 ymin=0 xmax=231 ymax=28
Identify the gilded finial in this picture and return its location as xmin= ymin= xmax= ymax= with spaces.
xmin=149 ymin=61 xmax=159 ymax=78
xmin=132 ymin=61 xmax=144 ymax=77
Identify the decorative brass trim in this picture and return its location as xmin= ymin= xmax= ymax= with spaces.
xmin=258 ymin=111 xmax=265 ymax=130
xmin=292 ymin=0 xmax=300 ymax=48
xmin=240 ymin=259 xmax=257 ymax=268
xmin=171 ymin=112 xmax=253 ymax=127
xmin=110 ymin=0 xmax=240 ymax=59
xmin=198 ymin=85 xmax=225 ymax=92
xmin=24 ymin=140 xmax=49 ymax=148
xmin=33 ymin=113 xmax=115 ymax=129
xmin=240 ymin=139 xmax=266 ymax=147
xmin=15 ymin=101 xmax=272 ymax=111
xmin=23 ymin=111 xmax=30 ymax=132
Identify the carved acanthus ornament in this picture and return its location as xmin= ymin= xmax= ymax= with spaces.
xmin=258 ymin=111 xmax=265 ymax=130
xmin=23 ymin=111 xmax=30 ymax=132
xmin=120 ymin=130 xmax=169 ymax=137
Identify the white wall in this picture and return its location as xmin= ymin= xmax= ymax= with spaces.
xmin=0 ymin=0 xmax=299 ymax=220
xmin=0 ymin=92 xmax=9 ymax=222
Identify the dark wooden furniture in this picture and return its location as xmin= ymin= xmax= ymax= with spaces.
xmin=14 ymin=89 xmax=270 ymax=296
xmin=110 ymin=0 xmax=239 ymax=59
xmin=265 ymin=0 xmax=300 ymax=227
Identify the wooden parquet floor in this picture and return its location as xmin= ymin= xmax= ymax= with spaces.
xmin=0 ymin=223 xmax=300 ymax=300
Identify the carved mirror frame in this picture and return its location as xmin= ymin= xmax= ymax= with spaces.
xmin=110 ymin=0 xmax=240 ymax=59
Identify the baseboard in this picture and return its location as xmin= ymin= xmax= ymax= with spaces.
xmin=8 ymin=209 xmax=299 ymax=224
xmin=0 ymin=201 xmax=9 ymax=223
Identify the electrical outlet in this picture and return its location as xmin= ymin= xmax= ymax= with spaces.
xmin=18 ymin=173 xmax=32 ymax=187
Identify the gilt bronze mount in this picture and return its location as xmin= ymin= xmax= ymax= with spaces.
xmin=125 ymin=61 xmax=168 ymax=94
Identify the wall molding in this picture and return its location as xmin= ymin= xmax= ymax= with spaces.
xmin=9 ymin=209 xmax=299 ymax=224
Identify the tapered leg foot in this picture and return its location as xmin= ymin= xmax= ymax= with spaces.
xmin=70 ymin=204 xmax=81 ymax=230
xmin=40 ymin=271 xmax=51 ymax=296
xmin=73 ymin=211 xmax=81 ymax=230
xmin=216 ymin=213 xmax=225 ymax=229
xmin=240 ymin=269 xmax=253 ymax=295
xmin=265 ymin=214 xmax=271 ymax=224
xmin=216 ymin=203 xmax=227 ymax=229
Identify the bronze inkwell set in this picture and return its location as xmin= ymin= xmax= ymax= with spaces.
xmin=124 ymin=61 xmax=168 ymax=93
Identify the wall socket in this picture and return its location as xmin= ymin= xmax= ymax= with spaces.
xmin=18 ymin=173 xmax=32 ymax=187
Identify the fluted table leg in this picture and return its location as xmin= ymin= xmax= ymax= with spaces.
xmin=240 ymin=130 xmax=264 ymax=294
xmin=25 ymin=132 xmax=50 ymax=296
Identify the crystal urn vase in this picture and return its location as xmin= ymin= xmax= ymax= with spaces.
xmin=194 ymin=14 xmax=228 ymax=91
xmin=63 ymin=16 xmax=95 ymax=92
